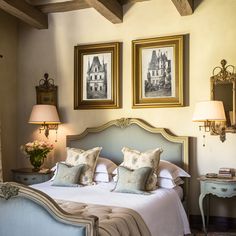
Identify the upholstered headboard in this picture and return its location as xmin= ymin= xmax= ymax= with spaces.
xmin=66 ymin=118 xmax=189 ymax=172
xmin=67 ymin=118 xmax=189 ymax=212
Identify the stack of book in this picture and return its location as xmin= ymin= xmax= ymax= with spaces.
xmin=218 ymin=167 xmax=234 ymax=179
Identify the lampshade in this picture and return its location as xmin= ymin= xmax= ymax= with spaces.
xmin=192 ymin=101 xmax=226 ymax=122
xmin=29 ymin=105 xmax=60 ymax=124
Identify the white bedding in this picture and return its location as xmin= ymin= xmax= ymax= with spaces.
xmin=32 ymin=181 xmax=190 ymax=236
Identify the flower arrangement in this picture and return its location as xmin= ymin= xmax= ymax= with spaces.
xmin=21 ymin=140 xmax=53 ymax=171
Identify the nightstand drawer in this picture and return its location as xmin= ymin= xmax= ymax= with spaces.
xmin=14 ymin=173 xmax=48 ymax=185
xmin=203 ymin=181 xmax=236 ymax=197
xmin=12 ymin=168 xmax=52 ymax=185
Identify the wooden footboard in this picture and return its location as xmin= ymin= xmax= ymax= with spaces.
xmin=0 ymin=182 xmax=98 ymax=236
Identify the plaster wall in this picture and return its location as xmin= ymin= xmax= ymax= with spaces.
xmin=16 ymin=0 xmax=236 ymax=216
xmin=0 ymin=10 xmax=18 ymax=181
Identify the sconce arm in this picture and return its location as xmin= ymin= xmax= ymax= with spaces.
xmin=39 ymin=123 xmax=59 ymax=138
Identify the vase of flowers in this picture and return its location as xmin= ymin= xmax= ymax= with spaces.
xmin=21 ymin=140 xmax=53 ymax=171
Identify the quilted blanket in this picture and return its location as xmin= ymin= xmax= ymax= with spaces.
xmin=56 ymin=199 xmax=151 ymax=236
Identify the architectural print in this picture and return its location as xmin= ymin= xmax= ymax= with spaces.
xmin=143 ymin=47 xmax=174 ymax=98
xmin=74 ymin=42 xmax=121 ymax=109
xmin=82 ymin=52 xmax=111 ymax=101
xmin=86 ymin=56 xmax=108 ymax=99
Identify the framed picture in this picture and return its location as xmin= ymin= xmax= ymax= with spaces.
xmin=132 ymin=35 xmax=184 ymax=108
xmin=74 ymin=42 xmax=122 ymax=109
xmin=36 ymin=73 xmax=58 ymax=107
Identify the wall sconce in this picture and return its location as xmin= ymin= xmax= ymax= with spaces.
xmin=29 ymin=105 xmax=61 ymax=139
xmin=192 ymin=100 xmax=226 ymax=142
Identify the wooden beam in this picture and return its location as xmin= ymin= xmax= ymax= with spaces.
xmin=37 ymin=0 xmax=91 ymax=14
xmin=119 ymin=0 xmax=150 ymax=4
xmin=0 ymin=0 xmax=48 ymax=29
xmin=84 ymin=0 xmax=123 ymax=23
xmin=34 ymin=0 xmax=149 ymax=14
xmin=171 ymin=0 xmax=193 ymax=16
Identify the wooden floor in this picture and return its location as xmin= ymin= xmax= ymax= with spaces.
xmin=190 ymin=215 xmax=236 ymax=236
xmin=191 ymin=228 xmax=236 ymax=236
xmin=191 ymin=233 xmax=236 ymax=236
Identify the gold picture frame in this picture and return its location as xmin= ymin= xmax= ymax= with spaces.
xmin=132 ymin=35 xmax=184 ymax=108
xmin=74 ymin=42 xmax=122 ymax=109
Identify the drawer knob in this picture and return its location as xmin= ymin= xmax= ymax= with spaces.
xmin=32 ymin=177 xmax=36 ymax=180
xmin=23 ymin=178 xmax=28 ymax=181
xmin=221 ymin=188 xmax=228 ymax=192
xmin=211 ymin=187 xmax=216 ymax=190
xmin=234 ymin=188 xmax=236 ymax=191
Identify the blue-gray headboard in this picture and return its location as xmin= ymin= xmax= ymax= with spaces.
xmin=66 ymin=118 xmax=189 ymax=172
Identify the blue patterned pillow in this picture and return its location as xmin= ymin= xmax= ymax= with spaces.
xmin=113 ymin=166 xmax=152 ymax=194
xmin=52 ymin=162 xmax=85 ymax=187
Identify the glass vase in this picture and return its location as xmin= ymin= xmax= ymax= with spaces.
xmin=29 ymin=155 xmax=44 ymax=172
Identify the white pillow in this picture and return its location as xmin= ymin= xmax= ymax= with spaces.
xmin=94 ymin=172 xmax=112 ymax=182
xmin=51 ymin=157 xmax=117 ymax=181
xmin=113 ymin=160 xmax=190 ymax=181
xmin=157 ymin=160 xmax=190 ymax=179
xmin=95 ymin=157 xmax=117 ymax=174
xmin=157 ymin=177 xmax=184 ymax=189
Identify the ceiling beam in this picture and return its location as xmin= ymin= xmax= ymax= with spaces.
xmin=34 ymin=0 xmax=149 ymax=15
xmin=84 ymin=0 xmax=123 ymax=23
xmin=0 ymin=0 xmax=48 ymax=29
xmin=37 ymin=0 xmax=91 ymax=13
xmin=119 ymin=0 xmax=150 ymax=4
xmin=171 ymin=0 xmax=193 ymax=16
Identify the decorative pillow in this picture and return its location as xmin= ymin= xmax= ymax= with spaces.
xmin=157 ymin=160 xmax=190 ymax=179
xmin=65 ymin=147 xmax=102 ymax=185
xmin=121 ymin=147 xmax=162 ymax=191
xmin=52 ymin=162 xmax=85 ymax=187
xmin=113 ymin=166 xmax=153 ymax=194
xmin=157 ymin=177 xmax=184 ymax=189
xmin=50 ymin=161 xmax=66 ymax=181
xmin=95 ymin=157 xmax=117 ymax=174
xmin=94 ymin=172 xmax=112 ymax=182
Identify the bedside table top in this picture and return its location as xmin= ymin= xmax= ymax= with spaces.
xmin=198 ymin=175 xmax=236 ymax=183
xmin=12 ymin=168 xmax=52 ymax=175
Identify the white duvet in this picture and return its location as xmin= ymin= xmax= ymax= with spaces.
xmin=32 ymin=181 xmax=191 ymax=236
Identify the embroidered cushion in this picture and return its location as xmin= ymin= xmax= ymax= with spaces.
xmin=113 ymin=166 xmax=152 ymax=194
xmin=121 ymin=147 xmax=162 ymax=191
xmin=65 ymin=147 xmax=102 ymax=185
xmin=52 ymin=162 xmax=85 ymax=187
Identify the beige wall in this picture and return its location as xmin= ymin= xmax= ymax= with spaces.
xmin=16 ymin=0 xmax=236 ymax=217
xmin=0 ymin=10 xmax=18 ymax=181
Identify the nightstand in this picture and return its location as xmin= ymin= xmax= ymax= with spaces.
xmin=198 ymin=176 xmax=236 ymax=234
xmin=12 ymin=168 xmax=53 ymax=185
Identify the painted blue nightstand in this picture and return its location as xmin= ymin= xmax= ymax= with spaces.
xmin=198 ymin=176 xmax=236 ymax=234
xmin=12 ymin=168 xmax=53 ymax=185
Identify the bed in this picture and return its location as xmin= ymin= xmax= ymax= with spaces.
xmin=0 ymin=118 xmax=190 ymax=236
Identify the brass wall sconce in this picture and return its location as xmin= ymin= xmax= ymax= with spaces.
xmin=193 ymin=59 xmax=236 ymax=143
xmin=29 ymin=105 xmax=61 ymax=139
xmin=192 ymin=100 xmax=226 ymax=142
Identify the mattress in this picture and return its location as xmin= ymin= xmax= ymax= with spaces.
xmin=32 ymin=181 xmax=190 ymax=236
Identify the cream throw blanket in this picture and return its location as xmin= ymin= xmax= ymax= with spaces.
xmin=56 ymin=199 xmax=151 ymax=236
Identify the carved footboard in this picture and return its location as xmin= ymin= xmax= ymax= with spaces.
xmin=0 ymin=182 xmax=98 ymax=236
